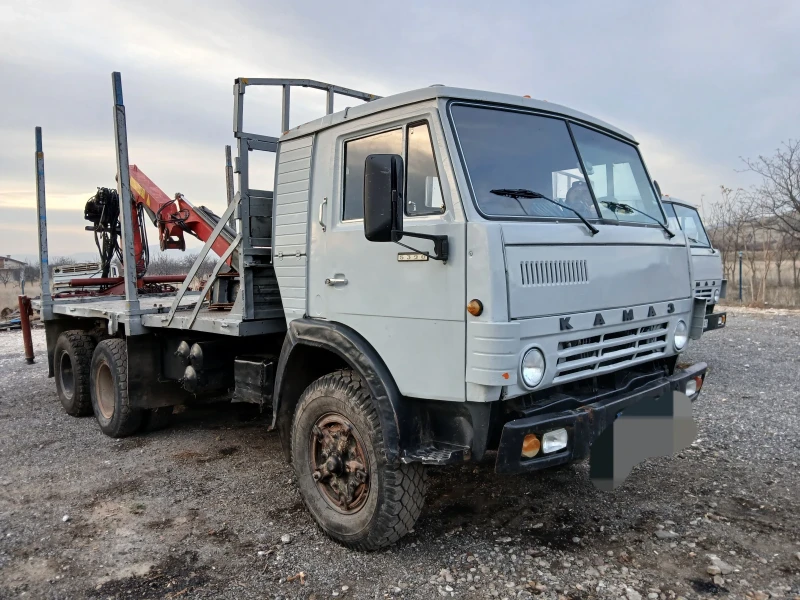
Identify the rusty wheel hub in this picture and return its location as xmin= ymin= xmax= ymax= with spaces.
xmin=310 ymin=413 xmax=370 ymax=513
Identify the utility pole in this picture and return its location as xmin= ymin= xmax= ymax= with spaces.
xmin=738 ymin=250 xmax=744 ymax=301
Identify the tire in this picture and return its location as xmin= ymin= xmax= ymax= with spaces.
xmin=54 ymin=331 xmax=96 ymax=417
xmin=90 ymin=339 xmax=143 ymax=438
xmin=291 ymin=369 xmax=426 ymax=551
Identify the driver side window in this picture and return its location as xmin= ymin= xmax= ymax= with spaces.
xmin=342 ymin=129 xmax=402 ymax=221
xmin=342 ymin=121 xmax=445 ymax=222
xmin=405 ymin=122 xmax=445 ymax=216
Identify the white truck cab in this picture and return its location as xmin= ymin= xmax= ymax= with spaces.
xmin=662 ymin=198 xmax=727 ymax=331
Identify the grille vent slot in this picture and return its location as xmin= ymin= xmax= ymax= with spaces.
xmin=554 ymin=321 xmax=669 ymax=381
xmin=520 ymin=260 xmax=588 ymax=286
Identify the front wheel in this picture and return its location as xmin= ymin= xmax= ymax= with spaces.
xmin=291 ymin=370 xmax=426 ymax=551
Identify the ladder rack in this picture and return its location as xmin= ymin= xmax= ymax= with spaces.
xmin=231 ymin=78 xmax=381 ymax=320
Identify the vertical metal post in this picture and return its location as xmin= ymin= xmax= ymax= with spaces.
xmin=236 ymin=135 xmax=254 ymax=320
xmin=34 ymin=127 xmax=52 ymax=320
xmin=18 ymin=295 xmax=34 ymax=364
xmin=111 ymin=72 xmax=141 ymax=326
xmin=224 ymin=145 xmax=236 ymax=229
xmin=326 ymin=88 xmax=335 ymax=115
xmin=232 ymin=82 xmax=253 ymax=320
xmin=738 ymin=251 xmax=743 ymax=301
xmin=281 ymin=84 xmax=291 ymax=133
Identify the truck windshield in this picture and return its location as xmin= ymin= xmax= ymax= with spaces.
xmin=670 ymin=203 xmax=711 ymax=247
xmin=450 ymin=104 xmax=665 ymax=225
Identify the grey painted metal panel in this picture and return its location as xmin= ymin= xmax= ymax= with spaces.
xmin=692 ymin=250 xmax=724 ymax=303
xmin=466 ymin=321 xmax=521 ymax=386
xmin=691 ymin=252 xmax=723 ymax=282
xmin=273 ymin=135 xmax=313 ymax=323
xmin=306 ymin=108 xmax=467 ymax=401
xmin=504 ymin=243 xmax=691 ymax=319
xmin=464 ymin=298 xmax=693 ymax=401
xmin=47 ymin=293 xmax=281 ymax=338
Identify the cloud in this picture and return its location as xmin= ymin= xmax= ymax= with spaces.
xmin=1 ymin=0 xmax=799 ymax=255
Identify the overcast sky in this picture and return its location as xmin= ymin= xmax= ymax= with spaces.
xmin=2 ymin=0 xmax=799 ymax=258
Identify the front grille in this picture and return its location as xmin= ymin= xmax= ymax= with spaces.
xmin=554 ymin=321 xmax=669 ymax=381
xmin=520 ymin=259 xmax=588 ymax=287
xmin=695 ymin=288 xmax=713 ymax=299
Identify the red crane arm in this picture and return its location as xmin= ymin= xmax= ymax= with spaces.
xmin=128 ymin=164 xmax=234 ymax=262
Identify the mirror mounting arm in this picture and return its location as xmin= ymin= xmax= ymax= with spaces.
xmin=391 ymin=231 xmax=449 ymax=262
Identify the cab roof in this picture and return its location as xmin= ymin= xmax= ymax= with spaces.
xmin=281 ymin=85 xmax=637 ymax=144
xmin=662 ymin=197 xmax=700 ymax=209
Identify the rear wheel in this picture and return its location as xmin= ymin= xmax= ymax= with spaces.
xmin=291 ymin=369 xmax=426 ymax=551
xmin=90 ymin=339 xmax=143 ymax=437
xmin=54 ymin=331 xmax=96 ymax=417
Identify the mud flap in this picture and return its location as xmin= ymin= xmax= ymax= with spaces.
xmin=690 ymin=297 xmax=707 ymax=340
xmin=589 ymin=389 xmax=696 ymax=490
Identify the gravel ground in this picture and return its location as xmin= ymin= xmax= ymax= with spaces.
xmin=0 ymin=309 xmax=799 ymax=600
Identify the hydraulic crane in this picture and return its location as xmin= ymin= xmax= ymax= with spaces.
xmin=79 ymin=165 xmax=237 ymax=296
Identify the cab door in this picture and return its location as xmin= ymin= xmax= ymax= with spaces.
xmin=309 ymin=118 xmax=466 ymax=402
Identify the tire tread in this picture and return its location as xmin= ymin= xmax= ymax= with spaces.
xmin=91 ymin=338 xmax=142 ymax=437
xmin=55 ymin=331 xmax=96 ymax=417
xmin=291 ymin=369 xmax=426 ymax=551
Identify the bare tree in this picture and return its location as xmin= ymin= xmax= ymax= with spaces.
xmin=22 ymin=262 xmax=40 ymax=284
xmin=789 ymin=236 xmax=800 ymax=289
xmin=0 ymin=270 xmax=12 ymax=288
xmin=742 ymin=139 xmax=800 ymax=243
xmin=708 ymin=186 xmax=750 ymax=283
xmin=180 ymin=253 xmax=216 ymax=279
xmin=147 ymin=252 xmax=182 ymax=276
xmin=772 ymin=232 xmax=789 ymax=287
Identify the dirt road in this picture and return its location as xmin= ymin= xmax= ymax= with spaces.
xmin=0 ymin=310 xmax=798 ymax=599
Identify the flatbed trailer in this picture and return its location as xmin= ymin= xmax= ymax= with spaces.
xmin=33 ymin=72 xmax=709 ymax=551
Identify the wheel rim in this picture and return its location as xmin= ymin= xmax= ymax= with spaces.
xmin=59 ymin=352 xmax=74 ymax=399
xmin=309 ymin=413 xmax=370 ymax=514
xmin=95 ymin=361 xmax=115 ymax=420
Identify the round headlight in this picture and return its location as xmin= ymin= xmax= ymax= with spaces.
xmin=713 ymin=288 xmax=721 ymax=303
xmin=674 ymin=320 xmax=688 ymax=351
xmin=521 ymin=348 xmax=546 ymax=388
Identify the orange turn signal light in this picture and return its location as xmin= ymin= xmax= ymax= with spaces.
xmin=522 ymin=434 xmax=540 ymax=458
xmin=467 ymin=299 xmax=483 ymax=316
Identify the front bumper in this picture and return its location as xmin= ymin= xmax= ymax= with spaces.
xmin=703 ymin=311 xmax=727 ymax=332
xmin=495 ymin=362 xmax=707 ymax=474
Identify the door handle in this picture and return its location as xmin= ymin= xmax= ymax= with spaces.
xmin=325 ymin=277 xmax=348 ymax=286
xmin=319 ymin=197 xmax=327 ymax=232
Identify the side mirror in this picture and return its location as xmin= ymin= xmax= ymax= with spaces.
xmin=364 ymin=154 xmax=404 ymax=242
xmin=363 ymin=153 xmax=450 ymax=262
xmin=653 ymin=179 xmax=663 ymax=198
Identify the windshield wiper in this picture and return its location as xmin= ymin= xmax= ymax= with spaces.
xmin=600 ymin=200 xmax=675 ymax=238
xmin=490 ymin=189 xmax=599 ymax=235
